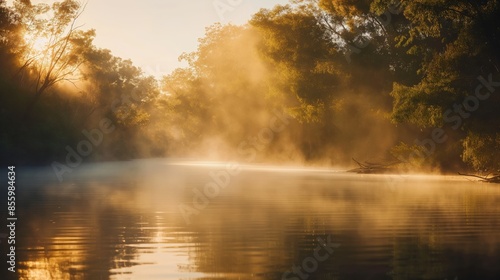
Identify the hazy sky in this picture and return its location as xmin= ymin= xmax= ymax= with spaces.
xmin=23 ymin=0 xmax=291 ymax=76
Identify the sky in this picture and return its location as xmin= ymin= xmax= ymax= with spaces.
xmin=21 ymin=0 xmax=291 ymax=77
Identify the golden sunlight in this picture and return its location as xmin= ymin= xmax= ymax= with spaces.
xmin=20 ymin=33 xmax=53 ymax=72
xmin=24 ymin=34 xmax=50 ymax=56
xmin=3 ymin=0 xmax=500 ymax=279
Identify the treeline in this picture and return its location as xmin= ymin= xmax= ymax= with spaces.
xmin=0 ymin=0 xmax=162 ymax=165
xmin=1 ymin=0 xmax=499 ymax=173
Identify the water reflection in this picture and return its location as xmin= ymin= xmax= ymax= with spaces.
xmin=11 ymin=161 xmax=500 ymax=279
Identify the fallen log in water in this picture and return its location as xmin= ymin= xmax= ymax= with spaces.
xmin=458 ymin=172 xmax=500 ymax=184
xmin=348 ymin=158 xmax=401 ymax=174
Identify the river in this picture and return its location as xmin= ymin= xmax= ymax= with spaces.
xmin=7 ymin=159 xmax=500 ymax=279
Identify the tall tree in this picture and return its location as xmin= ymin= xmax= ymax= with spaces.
xmin=13 ymin=0 xmax=87 ymax=119
xmin=251 ymin=5 xmax=346 ymax=121
xmin=372 ymin=0 xmax=500 ymax=170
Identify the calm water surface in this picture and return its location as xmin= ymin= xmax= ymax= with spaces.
xmin=6 ymin=160 xmax=500 ymax=280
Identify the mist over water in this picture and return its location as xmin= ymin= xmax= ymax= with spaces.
xmin=137 ymin=24 xmax=405 ymax=168
xmin=2 ymin=1 xmax=500 ymax=279
xmin=8 ymin=161 xmax=500 ymax=280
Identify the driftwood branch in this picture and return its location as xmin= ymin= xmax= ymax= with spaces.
xmin=348 ymin=158 xmax=401 ymax=174
xmin=458 ymin=172 xmax=500 ymax=184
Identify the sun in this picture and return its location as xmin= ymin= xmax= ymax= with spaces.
xmin=32 ymin=36 xmax=50 ymax=52
xmin=23 ymin=33 xmax=51 ymax=57
xmin=20 ymin=33 xmax=54 ymax=69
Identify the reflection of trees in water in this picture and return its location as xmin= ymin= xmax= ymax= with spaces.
xmin=12 ymin=171 xmax=500 ymax=280
xmin=389 ymin=236 xmax=449 ymax=280
xmin=388 ymin=189 xmax=500 ymax=280
xmin=16 ymin=180 xmax=146 ymax=280
xmin=180 ymin=192 xmax=341 ymax=279
xmin=180 ymin=176 xmax=500 ymax=280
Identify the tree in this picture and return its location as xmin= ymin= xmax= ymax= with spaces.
xmin=0 ymin=0 xmax=20 ymax=73
xmin=13 ymin=0 xmax=87 ymax=119
xmin=158 ymin=24 xmax=279 ymax=156
xmin=251 ymin=5 xmax=347 ymax=121
xmin=373 ymin=0 xmax=500 ymax=171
